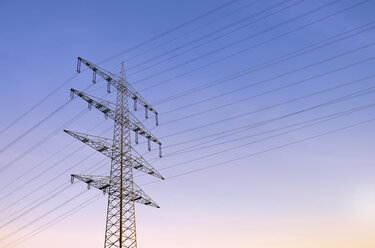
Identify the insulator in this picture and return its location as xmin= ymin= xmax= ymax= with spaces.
xmin=88 ymin=103 xmax=92 ymax=110
xmin=159 ymin=144 xmax=162 ymax=158
xmin=148 ymin=139 xmax=151 ymax=151
xmin=135 ymin=131 xmax=138 ymax=144
xmin=134 ymin=98 xmax=137 ymax=111
xmin=145 ymin=107 xmax=148 ymax=119
xmin=87 ymin=183 xmax=91 ymax=190
xmin=104 ymin=114 xmax=108 ymax=120
xmin=92 ymin=70 xmax=96 ymax=84
xmin=70 ymin=90 xmax=74 ymax=99
xmin=155 ymin=113 xmax=159 ymax=126
xmin=107 ymin=82 xmax=111 ymax=93
xmin=76 ymin=60 xmax=81 ymax=73
xmin=70 ymin=175 xmax=74 ymax=184
xmin=103 ymin=189 xmax=106 ymax=195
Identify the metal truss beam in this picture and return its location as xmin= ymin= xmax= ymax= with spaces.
xmin=71 ymin=174 xmax=159 ymax=208
xmin=64 ymin=130 xmax=164 ymax=180
xmin=76 ymin=57 xmax=158 ymax=121
xmin=70 ymin=88 xmax=162 ymax=147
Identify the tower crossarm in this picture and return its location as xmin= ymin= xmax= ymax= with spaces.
xmin=70 ymin=88 xmax=116 ymax=119
xmin=71 ymin=174 xmax=110 ymax=191
xmin=64 ymin=130 xmax=164 ymax=180
xmin=70 ymin=88 xmax=162 ymax=146
xmin=130 ymin=183 xmax=160 ymax=208
xmin=76 ymin=57 xmax=158 ymax=119
xmin=129 ymin=148 xmax=164 ymax=180
xmin=71 ymin=174 xmax=159 ymax=208
xmin=64 ymin=129 xmax=113 ymax=157
xmin=129 ymin=111 xmax=161 ymax=146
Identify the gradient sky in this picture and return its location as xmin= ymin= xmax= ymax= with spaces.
xmin=1 ymin=0 xmax=375 ymax=247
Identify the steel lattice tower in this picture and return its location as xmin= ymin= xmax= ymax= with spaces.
xmin=65 ymin=57 xmax=164 ymax=248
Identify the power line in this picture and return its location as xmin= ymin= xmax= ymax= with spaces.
xmin=0 ymin=143 xmax=87 ymax=202
xmin=156 ymin=74 xmax=375 ymax=140
xmin=148 ymin=86 xmax=375 ymax=171
xmin=133 ymin=0 xmax=342 ymax=85
xmin=0 ymin=189 xmax=88 ymax=243
xmin=0 ymin=121 xmax=112 ymax=202
xmin=0 ymin=157 xmax=107 ymax=227
xmin=157 ymin=21 xmax=375 ymax=110
xmin=0 ymin=99 xmax=73 ymax=154
xmin=13 ymin=37 xmax=362 ymax=170
xmin=0 ymin=82 xmax=96 ymax=167
xmin=0 ymin=117 xmax=113 ymax=208
xmin=97 ymin=0 xmax=241 ymax=64
xmin=0 ymin=90 xmax=110 ymax=176
xmin=0 ymin=126 xmax=111 ymax=212
xmin=0 ymin=153 xmax=104 ymax=218
xmin=154 ymin=86 xmax=375 ymax=171
xmin=0 ymin=1 xmax=374 ymax=244
xmin=3 ymin=43 xmax=374 ymax=227
xmin=3 ymin=72 xmax=372 ymax=220
xmin=0 ymin=74 xmax=79 ymax=137
xmin=1 ymin=1 xmax=366 ymax=180
xmin=0 ymin=184 xmax=72 ymax=229
xmin=3 ymin=193 xmax=103 ymax=248
xmin=157 ymin=117 xmax=375 ymax=182
xmin=5 ymin=107 xmax=375 ymax=247
xmin=124 ymin=1 xmax=260 ymax=63
xmin=3 ymin=74 xmax=375 ymax=245
xmin=0 ymin=0 xmax=238 ymax=141
xmin=0 ymin=107 xmax=90 ymax=174
xmin=158 ymin=103 xmax=375 ymax=159
xmin=0 ymin=118 xmax=108 ymax=195
xmin=160 ymin=55 xmax=375 ymax=126
xmin=141 ymin=0 xmax=370 ymax=93
xmin=78 ymin=1 xmax=370 ymax=99
xmin=127 ymin=0 xmax=297 ymax=74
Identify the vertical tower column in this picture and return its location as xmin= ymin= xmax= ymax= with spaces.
xmin=104 ymin=63 xmax=137 ymax=248
xmin=70 ymin=57 xmax=162 ymax=248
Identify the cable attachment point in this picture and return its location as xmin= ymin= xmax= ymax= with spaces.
xmin=159 ymin=144 xmax=162 ymax=158
xmin=70 ymin=175 xmax=75 ymax=184
xmin=70 ymin=90 xmax=74 ymax=99
xmin=155 ymin=113 xmax=159 ymax=126
xmin=148 ymin=139 xmax=151 ymax=151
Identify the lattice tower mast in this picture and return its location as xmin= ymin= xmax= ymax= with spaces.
xmin=65 ymin=57 xmax=164 ymax=248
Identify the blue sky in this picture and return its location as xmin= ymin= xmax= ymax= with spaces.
xmin=1 ymin=0 xmax=375 ymax=247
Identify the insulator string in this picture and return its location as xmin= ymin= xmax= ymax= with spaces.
xmin=106 ymin=82 xmax=111 ymax=93
xmin=93 ymin=71 xmax=97 ymax=84
xmin=76 ymin=60 xmax=81 ymax=73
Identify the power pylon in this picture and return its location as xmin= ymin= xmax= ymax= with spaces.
xmin=65 ymin=57 xmax=163 ymax=248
